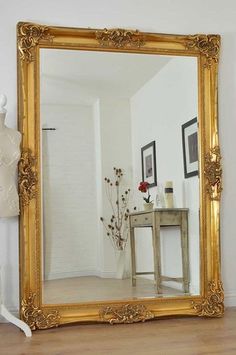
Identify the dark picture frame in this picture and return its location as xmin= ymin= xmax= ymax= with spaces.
xmin=141 ymin=141 xmax=157 ymax=188
xmin=182 ymin=117 xmax=198 ymax=178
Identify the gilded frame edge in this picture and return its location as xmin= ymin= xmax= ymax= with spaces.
xmin=17 ymin=22 xmax=223 ymax=329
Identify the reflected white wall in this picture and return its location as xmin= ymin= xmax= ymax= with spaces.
xmin=41 ymin=103 xmax=99 ymax=280
xmin=41 ymin=96 xmax=133 ymax=279
xmin=130 ymin=57 xmax=199 ymax=293
xmin=98 ymin=98 xmax=133 ymax=276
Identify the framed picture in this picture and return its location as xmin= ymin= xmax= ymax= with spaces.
xmin=141 ymin=141 xmax=157 ymax=188
xmin=182 ymin=117 xmax=198 ymax=178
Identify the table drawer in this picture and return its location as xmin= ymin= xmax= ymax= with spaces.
xmin=130 ymin=213 xmax=152 ymax=227
xmin=159 ymin=211 xmax=181 ymax=226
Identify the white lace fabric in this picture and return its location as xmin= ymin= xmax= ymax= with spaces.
xmin=0 ymin=129 xmax=21 ymax=217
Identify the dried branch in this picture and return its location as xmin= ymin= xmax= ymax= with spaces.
xmin=100 ymin=167 xmax=136 ymax=251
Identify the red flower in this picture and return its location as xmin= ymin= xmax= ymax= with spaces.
xmin=138 ymin=181 xmax=149 ymax=193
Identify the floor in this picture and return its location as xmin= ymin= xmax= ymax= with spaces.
xmin=43 ymin=276 xmax=188 ymax=303
xmin=0 ymin=308 xmax=235 ymax=354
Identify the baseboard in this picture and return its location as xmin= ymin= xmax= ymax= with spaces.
xmin=225 ymin=292 xmax=236 ymax=307
xmin=45 ymin=270 xmax=117 ymax=280
xmin=45 ymin=270 xmax=100 ymax=280
xmin=0 ymin=308 xmax=19 ymax=323
xmin=99 ymin=271 xmax=116 ymax=278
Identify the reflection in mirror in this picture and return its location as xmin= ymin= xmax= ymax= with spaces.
xmin=40 ymin=49 xmax=199 ymax=304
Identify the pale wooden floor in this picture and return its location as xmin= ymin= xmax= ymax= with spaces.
xmin=0 ymin=308 xmax=236 ymax=354
xmin=43 ymin=276 xmax=186 ymax=304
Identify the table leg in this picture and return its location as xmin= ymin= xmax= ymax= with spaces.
xmin=152 ymin=213 xmax=162 ymax=293
xmin=130 ymin=226 xmax=136 ymax=287
xmin=181 ymin=212 xmax=190 ymax=293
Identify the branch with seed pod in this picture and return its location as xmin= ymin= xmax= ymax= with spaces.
xmin=100 ymin=167 xmax=136 ymax=251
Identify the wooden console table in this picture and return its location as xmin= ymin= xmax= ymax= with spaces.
xmin=128 ymin=208 xmax=189 ymax=294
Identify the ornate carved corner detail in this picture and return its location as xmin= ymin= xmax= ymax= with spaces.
xmin=18 ymin=148 xmax=38 ymax=207
xmin=96 ymin=28 xmax=145 ymax=48
xmin=205 ymin=146 xmax=222 ymax=201
xmin=193 ymin=281 xmax=224 ymax=317
xmin=21 ymin=292 xmax=60 ymax=330
xmin=17 ymin=22 xmax=53 ymax=62
xmin=186 ymin=34 xmax=220 ymax=68
xmin=100 ymin=304 xmax=154 ymax=324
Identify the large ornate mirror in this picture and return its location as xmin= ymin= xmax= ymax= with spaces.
xmin=18 ymin=23 xmax=223 ymax=329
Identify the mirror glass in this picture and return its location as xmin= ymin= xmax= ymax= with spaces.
xmin=40 ymin=49 xmax=199 ymax=304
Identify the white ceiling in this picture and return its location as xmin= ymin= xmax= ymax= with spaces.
xmin=40 ymin=49 xmax=171 ymax=105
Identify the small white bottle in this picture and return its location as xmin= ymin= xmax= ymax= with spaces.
xmin=164 ymin=181 xmax=174 ymax=208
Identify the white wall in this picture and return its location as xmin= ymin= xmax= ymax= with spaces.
xmin=41 ymin=97 xmax=133 ymax=280
xmin=41 ymin=103 xmax=99 ymax=280
xmin=131 ymin=57 xmax=199 ymax=293
xmin=0 ymin=0 xmax=235 ymax=317
xmin=98 ymin=98 xmax=133 ymax=275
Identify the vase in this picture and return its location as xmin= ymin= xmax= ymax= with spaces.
xmin=143 ymin=202 xmax=154 ymax=212
xmin=156 ymin=182 xmax=164 ymax=207
xmin=115 ymin=249 xmax=129 ymax=279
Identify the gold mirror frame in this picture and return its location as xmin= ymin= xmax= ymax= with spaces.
xmin=17 ymin=22 xmax=223 ymax=330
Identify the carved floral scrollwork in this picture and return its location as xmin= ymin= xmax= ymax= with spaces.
xmin=18 ymin=22 xmax=53 ymax=62
xmin=18 ymin=148 xmax=37 ymax=207
xmin=193 ymin=281 xmax=224 ymax=317
xmin=100 ymin=304 xmax=154 ymax=324
xmin=205 ymin=146 xmax=222 ymax=201
xmin=21 ymin=293 xmax=60 ymax=330
xmin=96 ymin=28 xmax=145 ymax=48
xmin=186 ymin=35 xmax=220 ymax=68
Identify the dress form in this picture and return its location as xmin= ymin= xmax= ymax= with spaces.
xmin=0 ymin=98 xmax=21 ymax=217
xmin=0 ymin=94 xmax=31 ymax=336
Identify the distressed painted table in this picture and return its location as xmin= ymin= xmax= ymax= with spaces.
xmin=128 ymin=208 xmax=190 ymax=294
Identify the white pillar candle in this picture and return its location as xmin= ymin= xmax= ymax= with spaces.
xmin=164 ymin=181 xmax=174 ymax=208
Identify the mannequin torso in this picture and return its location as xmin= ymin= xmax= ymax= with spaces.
xmin=0 ymin=94 xmax=31 ymax=336
xmin=0 ymin=112 xmax=21 ymax=217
